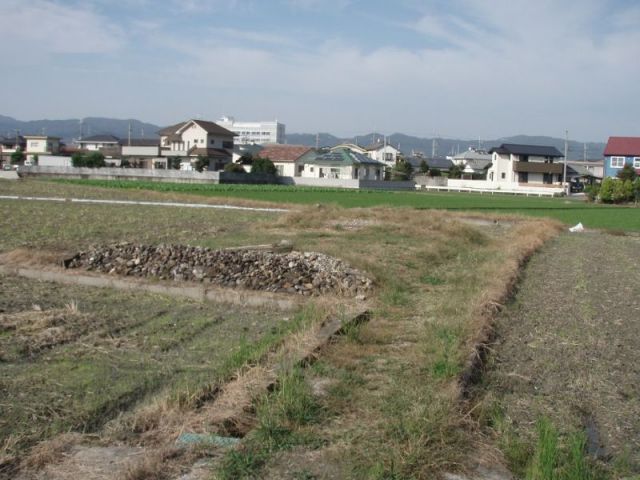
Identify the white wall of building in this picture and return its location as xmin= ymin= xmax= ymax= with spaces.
xmin=218 ymin=116 xmax=285 ymax=145
xmin=122 ymin=145 xmax=160 ymax=156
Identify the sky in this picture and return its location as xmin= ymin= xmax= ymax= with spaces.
xmin=1 ymin=0 xmax=639 ymax=141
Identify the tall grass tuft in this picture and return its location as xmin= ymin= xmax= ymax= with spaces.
xmin=526 ymin=418 xmax=559 ymax=480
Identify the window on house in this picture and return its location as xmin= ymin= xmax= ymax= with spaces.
xmin=276 ymin=165 xmax=284 ymax=175
xmin=309 ymin=166 xmax=314 ymax=173
xmin=210 ymin=139 xmax=215 ymax=145
xmin=501 ymin=172 xmax=506 ymax=179
xmin=611 ymin=156 xmax=625 ymax=168
xmin=222 ymin=141 xmax=233 ymax=149
xmin=634 ymin=157 xmax=640 ymax=168
xmin=330 ymin=168 xmax=339 ymax=179
xmin=385 ymin=152 xmax=393 ymax=162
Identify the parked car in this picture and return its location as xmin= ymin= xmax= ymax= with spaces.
xmin=570 ymin=181 xmax=584 ymax=193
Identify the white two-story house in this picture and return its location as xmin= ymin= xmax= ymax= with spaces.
xmin=486 ymin=144 xmax=564 ymax=190
xmin=158 ymin=119 xmax=235 ymax=170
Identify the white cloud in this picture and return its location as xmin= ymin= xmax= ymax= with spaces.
xmin=0 ymin=0 xmax=125 ymax=56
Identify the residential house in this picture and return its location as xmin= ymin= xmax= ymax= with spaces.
xmin=486 ymin=144 xmax=564 ymax=189
xmin=75 ymin=134 xmax=121 ymax=152
xmin=450 ymin=148 xmax=492 ymax=178
xmin=407 ymin=155 xmax=454 ymax=173
xmin=330 ymin=143 xmax=368 ymax=155
xmin=300 ymin=148 xmax=385 ymax=180
xmin=24 ymin=135 xmax=61 ymax=156
xmin=364 ymin=141 xmax=402 ymax=169
xmin=256 ymin=144 xmax=312 ymax=177
xmin=0 ymin=135 xmax=26 ymax=163
xmin=603 ymin=136 xmax=640 ymax=178
xmin=158 ymin=119 xmax=235 ymax=170
xmin=120 ymin=139 xmax=162 ymax=168
xmin=217 ymin=116 xmax=285 ymax=145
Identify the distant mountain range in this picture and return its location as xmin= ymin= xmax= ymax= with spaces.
xmin=0 ymin=115 xmax=161 ymax=143
xmin=0 ymin=115 xmax=605 ymax=161
xmin=287 ymin=132 xmax=606 ymax=161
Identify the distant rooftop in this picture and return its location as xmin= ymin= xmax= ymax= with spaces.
xmin=490 ymin=144 xmax=563 ymax=157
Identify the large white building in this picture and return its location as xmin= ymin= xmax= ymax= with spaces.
xmin=217 ymin=116 xmax=285 ymax=145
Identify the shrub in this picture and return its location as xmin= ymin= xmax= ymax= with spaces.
xmin=418 ymin=159 xmax=429 ymax=174
xmin=224 ymin=162 xmax=246 ymax=173
xmin=251 ymin=157 xmax=277 ymax=175
xmin=72 ymin=151 xmax=105 ymax=168
xmin=429 ymin=167 xmax=442 ymax=177
xmin=584 ymin=183 xmax=600 ymax=202
xmin=599 ymin=177 xmax=615 ymax=203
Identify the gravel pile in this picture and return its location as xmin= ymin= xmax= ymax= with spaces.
xmin=65 ymin=243 xmax=373 ymax=297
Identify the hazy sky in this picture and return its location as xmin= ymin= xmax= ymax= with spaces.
xmin=1 ymin=0 xmax=639 ymax=141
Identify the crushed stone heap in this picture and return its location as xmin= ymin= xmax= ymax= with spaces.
xmin=65 ymin=243 xmax=373 ymax=297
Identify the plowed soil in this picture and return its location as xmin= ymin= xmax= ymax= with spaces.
xmin=485 ymin=232 xmax=640 ymax=473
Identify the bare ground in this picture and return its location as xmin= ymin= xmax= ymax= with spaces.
xmin=483 ymin=231 xmax=640 ymax=475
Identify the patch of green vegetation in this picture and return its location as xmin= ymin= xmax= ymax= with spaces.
xmin=419 ymin=274 xmax=445 ymax=285
xmin=430 ymin=327 xmax=462 ymax=379
xmin=0 ymin=275 xmax=311 ymax=460
xmin=217 ymin=368 xmax=324 ymax=479
xmin=42 ymin=178 xmax=640 ymax=231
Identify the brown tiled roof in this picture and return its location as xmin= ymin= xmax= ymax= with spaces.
xmin=603 ymin=136 xmax=640 ymax=156
xmin=157 ymin=122 xmax=185 ymax=136
xmin=258 ymin=144 xmax=311 ymax=163
xmin=191 ymin=120 xmax=236 ymax=137
xmin=159 ymin=120 xmax=236 ymax=138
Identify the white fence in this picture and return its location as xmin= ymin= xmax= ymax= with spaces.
xmin=419 ymin=178 xmax=564 ymax=197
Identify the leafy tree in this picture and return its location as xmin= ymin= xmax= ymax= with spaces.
xmin=448 ymin=163 xmax=464 ymax=179
xmin=224 ymin=162 xmax=246 ymax=173
xmin=10 ymin=149 xmax=25 ymax=164
xmin=251 ymin=157 xmax=277 ymax=175
xmin=238 ymin=153 xmax=254 ymax=164
xmin=418 ymin=159 xmax=429 ymax=174
xmin=195 ymin=155 xmax=210 ymax=172
xmin=428 ymin=167 xmax=442 ymax=177
xmin=584 ymin=183 xmax=600 ymax=202
xmin=617 ymin=164 xmax=637 ymax=182
xmin=167 ymin=156 xmax=182 ymax=170
xmin=71 ymin=152 xmax=85 ymax=167
xmin=391 ymin=158 xmax=413 ymax=181
xmin=634 ymin=178 xmax=640 ymax=202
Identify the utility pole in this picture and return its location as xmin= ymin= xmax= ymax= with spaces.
xmin=583 ymin=143 xmax=587 ymax=162
xmin=128 ymin=121 xmax=132 ymax=147
xmin=563 ymin=130 xmax=569 ymax=195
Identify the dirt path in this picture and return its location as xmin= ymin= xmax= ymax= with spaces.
xmin=485 ymin=231 xmax=640 ymax=474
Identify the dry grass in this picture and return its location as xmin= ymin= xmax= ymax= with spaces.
xmin=19 ymin=433 xmax=85 ymax=471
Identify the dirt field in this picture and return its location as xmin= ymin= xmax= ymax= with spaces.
xmin=0 ymin=182 xmax=565 ymax=479
xmin=482 ymin=232 xmax=640 ymax=477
